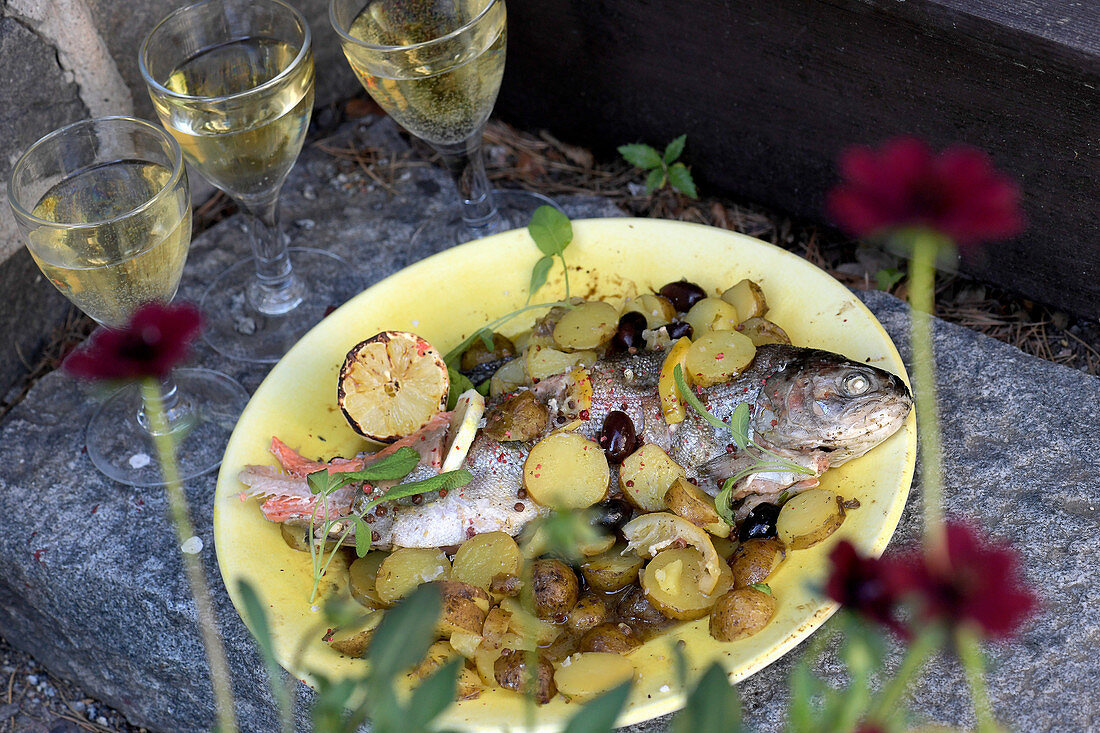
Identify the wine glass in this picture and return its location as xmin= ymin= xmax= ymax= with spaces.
xmin=140 ymin=0 xmax=352 ymax=363
xmin=330 ymin=0 xmax=559 ymax=245
xmin=7 ymin=116 xmax=249 ymax=487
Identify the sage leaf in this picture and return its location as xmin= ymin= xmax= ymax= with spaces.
xmin=478 ymin=329 xmax=496 ymax=351
xmin=529 ymin=255 xmax=554 ymax=298
xmin=369 ymin=584 xmax=442 ymax=681
xmin=729 ymin=402 xmax=750 ymax=450
xmin=341 ymin=446 xmax=420 ymax=482
xmin=618 ymin=143 xmax=662 ymax=170
xmin=645 ymin=167 xmax=666 ymax=195
xmin=353 ymin=514 xmax=371 ymax=557
xmin=359 ymin=469 xmax=473 ymax=513
xmin=447 ymin=367 xmax=474 ymax=410
xmin=663 ymin=134 xmax=686 ymax=164
xmin=749 ymin=582 xmax=772 ymax=595
xmin=406 ymin=657 xmax=462 ymax=731
xmin=562 ymin=680 xmax=632 ymax=733
xmin=668 ymin=162 xmax=698 ymax=198
xmin=528 ymin=205 xmax=572 ymax=257
xmin=673 ymin=365 xmax=728 ymax=433
xmin=715 ymin=477 xmax=737 ymax=526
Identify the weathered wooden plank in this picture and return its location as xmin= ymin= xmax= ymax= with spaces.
xmin=498 ymin=0 xmax=1100 ymax=318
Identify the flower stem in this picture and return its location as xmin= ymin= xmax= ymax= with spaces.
xmin=141 ymin=379 xmax=238 ymax=733
xmin=956 ymin=625 xmax=1001 ymax=733
xmin=907 ymin=232 xmax=948 ymax=568
xmin=867 ymin=626 xmax=941 ymax=725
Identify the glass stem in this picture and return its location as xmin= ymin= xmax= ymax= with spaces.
xmin=433 ymin=129 xmax=505 ymax=237
xmin=240 ymin=189 xmax=304 ymax=315
xmin=137 ymin=373 xmax=195 ymax=437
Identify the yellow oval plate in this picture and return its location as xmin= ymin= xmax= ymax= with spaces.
xmin=214 ymin=217 xmax=915 ymax=730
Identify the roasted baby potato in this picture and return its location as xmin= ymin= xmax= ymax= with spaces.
xmin=566 ymin=594 xmax=610 ymax=633
xmin=683 ymin=330 xmax=757 ymax=387
xmin=641 ymin=547 xmax=733 ymax=621
xmin=728 ymin=538 xmax=786 ymax=587
xmin=623 ymin=293 xmax=676 ymax=328
xmin=525 ymin=345 xmax=598 ymax=382
xmin=665 ymin=477 xmax=731 ymax=537
xmin=619 ymin=444 xmax=685 ymax=512
xmin=709 ymin=587 xmax=777 ymax=642
xmin=480 ymin=606 xmax=511 ymax=650
xmin=553 ymin=301 xmax=619 ymax=351
xmin=461 ymin=333 xmax=516 ymax=371
xmin=777 ymin=489 xmax=845 ymax=549
xmin=580 ymin=544 xmax=645 ymax=592
xmin=554 ymin=653 xmax=635 ymax=702
xmin=348 ymin=551 xmax=390 ymax=609
xmin=482 ymin=390 xmax=548 ymax=442
xmin=494 ymin=649 xmax=557 ymax=704
xmin=616 ymin=585 xmax=673 ymax=632
xmin=523 ymin=432 xmax=610 ymax=509
xmin=531 ymin=558 xmax=580 ymax=619
xmin=452 ymin=531 xmax=523 ymax=592
xmin=325 ymin=610 xmax=383 ymax=657
xmin=720 ymin=279 xmax=768 ymax=322
xmin=489 ymin=358 xmax=528 ymax=397
xmin=684 ymin=297 xmax=740 ymax=336
xmin=280 ymin=522 xmax=340 ymax=553
xmin=375 ymin=548 xmax=451 ymax=606
xmin=578 ymin=623 xmax=641 ymax=655
xmin=736 ymin=317 xmax=791 ymax=347
xmin=432 ymin=580 xmax=491 ymax=638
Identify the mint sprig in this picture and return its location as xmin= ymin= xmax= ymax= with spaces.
xmin=619 ymin=134 xmax=698 ymax=197
xmin=527 ymin=205 xmax=573 ymax=299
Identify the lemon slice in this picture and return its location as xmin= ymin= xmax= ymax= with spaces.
xmin=338 ymin=331 xmax=449 ymax=442
xmin=620 ymin=512 xmax=723 ymax=594
xmin=442 ymin=388 xmax=485 ymax=471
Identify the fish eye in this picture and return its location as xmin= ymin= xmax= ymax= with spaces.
xmin=840 ymin=372 xmax=870 ymax=396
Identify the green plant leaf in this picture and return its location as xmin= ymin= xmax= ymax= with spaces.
xmin=875 ymin=267 xmax=905 ymax=291
xmin=672 ymin=663 xmax=740 ymax=733
xmin=369 ymin=584 xmax=443 ymax=681
xmin=405 ymin=657 xmax=462 ymax=731
xmin=479 ymin=330 xmax=495 ymax=351
xmin=645 ymin=167 xmax=667 ymax=195
xmin=528 ymin=205 xmax=573 ymax=257
xmin=663 ymin=134 xmax=687 ymax=164
xmin=446 ymin=367 xmax=474 ymax=411
xmin=475 ymin=379 xmax=491 ymax=396
xmin=728 ymin=402 xmax=750 ymax=450
xmin=339 ymin=447 xmax=421 ymax=483
xmin=714 ymin=477 xmax=737 ymax=526
xmin=237 ymin=580 xmax=294 ymax=733
xmin=668 ymin=162 xmax=698 ymax=198
xmin=673 ymin=365 xmax=728 ymax=433
xmin=787 ymin=660 xmax=818 ymax=733
xmin=618 ymin=143 xmax=663 ymax=170
xmin=359 ymin=469 xmax=474 ymax=514
xmin=749 ymin=582 xmax=772 ymax=595
xmin=353 ymin=514 xmax=371 ymax=557
xmin=562 ymin=680 xmax=632 ymax=733
xmin=529 ymin=255 xmax=554 ymax=298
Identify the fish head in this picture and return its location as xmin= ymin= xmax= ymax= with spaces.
xmin=753 ymin=350 xmax=912 ymax=464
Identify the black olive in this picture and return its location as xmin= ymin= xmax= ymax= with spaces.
xmin=738 ymin=502 xmax=781 ymax=542
xmin=598 ymin=410 xmax=638 ymax=464
xmin=610 ymin=312 xmax=648 ymax=353
xmin=662 ymin=320 xmax=694 ymax=341
xmin=658 ymin=280 xmax=707 ymax=313
xmin=591 ymin=498 xmax=632 ymax=536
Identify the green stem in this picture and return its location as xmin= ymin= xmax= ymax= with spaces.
xmin=141 ymin=379 xmax=237 ymax=733
xmin=558 ymin=253 xmax=571 ymax=299
xmin=867 ymin=625 xmax=941 ymax=725
xmin=956 ymin=625 xmax=1000 ymax=733
xmin=908 ymin=233 xmax=948 ymax=567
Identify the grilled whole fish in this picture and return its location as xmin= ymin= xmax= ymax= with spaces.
xmin=238 ymin=344 xmax=911 ymax=548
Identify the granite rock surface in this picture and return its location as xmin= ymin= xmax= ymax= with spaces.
xmin=0 ymin=116 xmax=1097 ymax=732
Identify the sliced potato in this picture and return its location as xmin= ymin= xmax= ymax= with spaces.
xmin=412 ymin=640 xmax=461 ymax=680
xmin=481 ymin=606 xmax=511 ymax=649
xmin=500 ymin=596 xmax=563 ymax=645
xmin=433 ymin=580 xmax=491 ymax=638
xmin=728 ymin=538 xmax=786 ymax=587
xmin=709 ymin=587 xmax=777 ymax=642
xmin=375 ymin=548 xmax=451 ymax=606
xmin=684 ymin=297 xmax=739 ymax=336
xmin=326 ymin=610 xmax=383 ymax=657
xmin=525 ymin=345 xmax=598 ymax=382
xmin=452 ymin=531 xmax=523 ymax=591
xmin=580 ymin=544 xmax=645 ymax=592
xmin=553 ymin=301 xmax=619 ymax=351
xmin=280 ymin=522 xmax=339 ymax=553
xmin=489 ymin=357 xmax=528 ymax=397
xmin=621 ymin=512 xmax=723 ymax=593
xmin=736 ymin=317 xmax=792 ymax=346
xmin=555 ymin=653 xmax=635 ymax=702
xmin=721 ymin=279 xmax=768 ymax=321
xmin=658 ymin=336 xmax=693 ymax=425
xmin=683 ymin=330 xmax=757 ymax=387
xmin=449 ymin=628 xmax=483 ymax=659
xmin=623 ymin=293 xmax=676 ymax=328
xmin=523 ymin=432 xmax=609 ymax=509
xmin=641 ymin=547 xmax=734 ymax=620
xmin=348 ymin=551 xmax=390 ymax=609
xmin=482 ymin=390 xmax=548 ymax=443
xmin=712 ymin=535 xmax=739 ymax=560
xmin=578 ymin=532 xmax=616 ymax=557
xmin=619 ymin=444 xmax=685 ymax=512
xmin=777 ymin=489 xmax=845 ymax=549
xmin=664 ymin=477 xmax=731 ymax=537
xmin=474 ymin=644 xmax=504 ymax=685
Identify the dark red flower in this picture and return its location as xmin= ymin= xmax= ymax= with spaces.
xmin=825 ymin=540 xmax=909 ymax=639
xmin=893 ymin=522 xmax=1036 ymax=638
xmin=826 ymin=137 xmax=1025 ymax=248
xmin=63 ymin=302 xmax=203 ymax=381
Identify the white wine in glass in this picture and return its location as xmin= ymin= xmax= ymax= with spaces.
xmin=332 ymin=0 xmax=559 ymax=243
xmin=8 ymin=116 xmax=249 ymax=487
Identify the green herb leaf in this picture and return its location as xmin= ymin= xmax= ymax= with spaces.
xmin=645 ymin=167 xmax=667 ymax=195
xmin=479 ymin=330 xmax=495 ymax=351
xmin=776 ymin=489 xmax=791 ymax=506
xmin=359 ymin=469 xmax=474 ymax=514
xmin=714 ymin=477 xmax=737 ymax=526
xmin=528 ymin=205 xmax=573 ymax=257
xmin=353 ymin=514 xmax=371 ymax=557
xmin=618 ymin=143 xmax=663 ymax=170
xmin=237 ymin=581 xmax=294 ymax=732
xmin=749 ymin=582 xmax=772 ymax=595
xmin=672 ymin=663 xmax=740 ymax=733
xmin=875 ymin=267 xmax=905 ymax=291
xmin=562 ymin=680 xmax=632 ymax=733
xmin=673 ymin=365 xmax=728 ymax=432
xmin=307 ymin=468 xmax=342 ymax=496
xmin=728 ymin=402 xmax=750 ymax=450
xmin=529 ymin=255 xmax=554 ymax=298
xmin=405 ymin=657 xmax=462 ymax=731
xmin=447 ymin=367 xmax=474 ymax=411
xmin=369 ymin=584 xmax=443 ymax=682
xmin=475 ymin=379 xmax=491 ymax=396
xmin=341 ymin=446 xmax=420 ymax=482
xmin=663 ymin=134 xmax=687 ymax=164
xmin=668 ymin=162 xmax=698 ymax=198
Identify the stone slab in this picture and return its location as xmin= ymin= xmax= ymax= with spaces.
xmin=0 ymin=117 xmax=1096 ymax=731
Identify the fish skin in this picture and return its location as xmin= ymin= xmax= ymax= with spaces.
xmin=241 ymin=344 xmax=911 ymax=549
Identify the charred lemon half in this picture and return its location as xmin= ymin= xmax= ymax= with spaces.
xmin=338 ymin=331 xmax=449 ymax=442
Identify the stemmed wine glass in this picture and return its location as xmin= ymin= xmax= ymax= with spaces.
xmin=140 ymin=0 xmax=352 ymax=363
xmin=7 ymin=116 xmax=249 ymax=487
xmin=330 ymin=0 xmax=558 ymax=245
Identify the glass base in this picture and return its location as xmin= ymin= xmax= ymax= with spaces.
xmin=412 ymin=189 xmax=563 ymax=248
xmin=85 ymin=368 xmax=249 ymax=487
xmin=200 ymin=247 xmax=355 ymax=363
